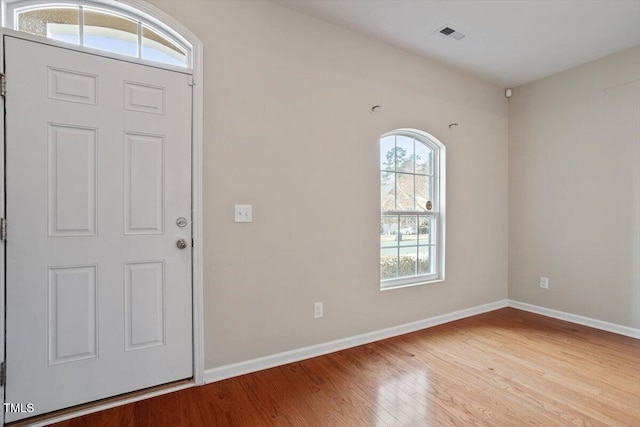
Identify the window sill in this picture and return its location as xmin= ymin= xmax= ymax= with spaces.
xmin=380 ymin=277 xmax=444 ymax=291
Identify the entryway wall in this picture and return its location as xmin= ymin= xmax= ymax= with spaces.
xmin=147 ymin=0 xmax=638 ymax=375
xmin=148 ymin=0 xmax=509 ymax=370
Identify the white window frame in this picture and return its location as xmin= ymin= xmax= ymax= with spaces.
xmin=380 ymin=128 xmax=446 ymax=290
xmin=3 ymin=0 xmax=192 ymax=68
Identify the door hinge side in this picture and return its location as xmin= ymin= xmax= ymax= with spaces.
xmin=0 ymin=361 xmax=6 ymax=386
xmin=1 ymin=73 xmax=6 ymax=97
xmin=1 ymin=218 xmax=6 ymax=241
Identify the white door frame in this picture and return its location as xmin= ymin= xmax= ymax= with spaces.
xmin=0 ymin=0 xmax=204 ymax=421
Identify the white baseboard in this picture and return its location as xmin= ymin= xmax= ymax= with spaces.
xmin=204 ymin=299 xmax=509 ymax=383
xmin=508 ymin=300 xmax=640 ymax=339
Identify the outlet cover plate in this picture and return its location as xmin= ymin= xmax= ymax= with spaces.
xmin=540 ymin=277 xmax=549 ymax=289
xmin=235 ymin=204 xmax=252 ymax=223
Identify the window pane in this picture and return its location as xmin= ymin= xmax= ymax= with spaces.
xmin=381 ymin=172 xmax=395 ymax=211
xmin=380 ymin=216 xmax=398 ymax=247
xmin=395 ymin=173 xmax=414 ymax=211
xmin=398 ymin=247 xmax=417 ymax=278
xmin=415 ymin=175 xmax=432 ymax=212
xmin=84 ymin=9 xmax=138 ymax=57
xmin=18 ymin=7 xmax=79 ymax=44
xmin=395 ymin=135 xmax=414 ymax=173
xmin=418 ymin=246 xmax=433 ymax=275
xmin=418 ymin=216 xmax=433 ymax=245
xmin=142 ymin=25 xmax=188 ymax=67
xmin=415 ymin=142 xmax=433 ymax=175
xmin=398 ymin=216 xmax=417 ymax=246
xmin=380 ymin=247 xmax=398 ymax=280
xmin=380 ymin=135 xmax=395 ymax=171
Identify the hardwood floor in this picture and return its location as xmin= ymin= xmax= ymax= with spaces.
xmin=47 ymin=308 xmax=640 ymax=426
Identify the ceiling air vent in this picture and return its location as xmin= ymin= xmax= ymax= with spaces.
xmin=437 ymin=25 xmax=466 ymax=40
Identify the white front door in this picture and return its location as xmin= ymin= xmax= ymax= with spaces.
xmin=4 ymin=35 xmax=193 ymax=422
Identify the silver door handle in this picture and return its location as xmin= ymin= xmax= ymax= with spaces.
xmin=176 ymin=239 xmax=188 ymax=249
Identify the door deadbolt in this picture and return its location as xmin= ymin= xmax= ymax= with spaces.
xmin=176 ymin=217 xmax=188 ymax=227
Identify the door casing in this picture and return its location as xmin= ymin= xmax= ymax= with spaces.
xmin=0 ymin=3 xmax=205 ymax=420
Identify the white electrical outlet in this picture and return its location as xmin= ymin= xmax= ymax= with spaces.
xmin=314 ymin=302 xmax=323 ymax=319
xmin=540 ymin=277 xmax=549 ymax=289
xmin=234 ymin=204 xmax=252 ymax=223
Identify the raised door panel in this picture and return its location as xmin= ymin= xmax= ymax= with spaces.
xmin=124 ymin=262 xmax=165 ymax=351
xmin=124 ymin=81 xmax=165 ymax=115
xmin=48 ymin=124 xmax=97 ymax=237
xmin=48 ymin=67 xmax=98 ymax=105
xmin=48 ymin=265 xmax=98 ymax=365
xmin=124 ymin=133 xmax=164 ymax=235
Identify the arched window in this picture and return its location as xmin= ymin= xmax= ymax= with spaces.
xmin=6 ymin=1 xmax=191 ymax=68
xmin=380 ymin=129 xmax=445 ymax=289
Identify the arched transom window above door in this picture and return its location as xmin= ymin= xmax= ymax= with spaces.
xmin=4 ymin=1 xmax=191 ymax=68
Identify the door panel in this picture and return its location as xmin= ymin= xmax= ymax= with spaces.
xmin=124 ymin=133 xmax=165 ymax=234
xmin=48 ymin=265 xmax=98 ymax=365
xmin=4 ymin=36 xmax=193 ymax=422
xmin=48 ymin=67 xmax=98 ymax=105
xmin=124 ymin=261 xmax=166 ymax=351
xmin=48 ymin=124 xmax=98 ymax=236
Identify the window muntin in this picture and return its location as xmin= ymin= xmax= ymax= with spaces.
xmin=13 ymin=4 xmax=189 ymax=68
xmin=380 ymin=130 xmax=445 ymax=289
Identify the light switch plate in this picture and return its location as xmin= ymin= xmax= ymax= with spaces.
xmin=235 ymin=204 xmax=252 ymax=223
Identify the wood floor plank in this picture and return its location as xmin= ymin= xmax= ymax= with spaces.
xmin=36 ymin=308 xmax=640 ymax=427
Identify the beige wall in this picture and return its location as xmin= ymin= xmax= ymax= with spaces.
xmin=149 ymin=0 xmax=508 ymax=369
xmin=509 ymin=46 xmax=640 ymax=328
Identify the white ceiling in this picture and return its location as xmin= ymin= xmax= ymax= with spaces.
xmin=270 ymin=0 xmax=640 ymax=88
